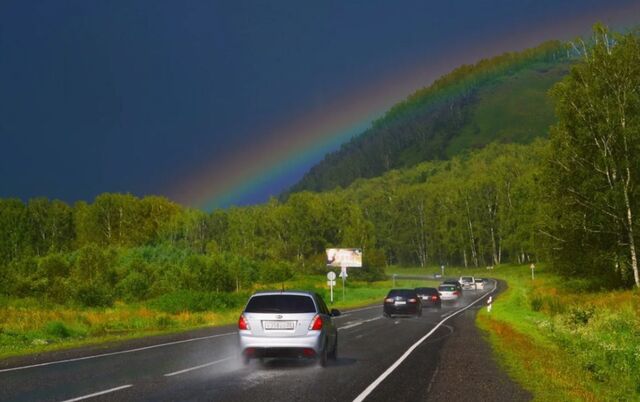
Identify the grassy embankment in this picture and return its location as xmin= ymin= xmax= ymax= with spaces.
xmin=388 ymin=264 xmax=640 ymax=401
xmin=0 ymin=275 xmax=438 ymax=360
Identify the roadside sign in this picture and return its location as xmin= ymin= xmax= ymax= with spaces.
xmin=326 ymin=248 xmax=362 ymax=302
xmin=327 ymin=280 xmax=336 ymax=286
xmin=326 ymin=248 xmax=362 ymax=268
xmin=327 ymin=271 xmax=336 ymax=281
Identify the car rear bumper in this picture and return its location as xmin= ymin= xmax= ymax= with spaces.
xmin=238 ymin=331 xmax=324 ymax=355
xmin=384 ymin=303 xmax=420 ymax=315
xmin=420 ymin=300 xmax=441 ymax=307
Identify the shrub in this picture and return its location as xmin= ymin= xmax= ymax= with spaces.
xmin=566 ymin=305 xmax=595 ymax=326
xmin=530 ymin=294 xmax=544 ymax=312
xmin=44 ymin=321 xmax=71 ymax=339
xmin=148 ymin=290 xmax=249 ymax=314
xmin=116 ymin=271 xmax=151 ymax=302
xmin=73 ymin=283 xmax=114 ymax=307
xmin=259 ymin=260 xmax=294 ymax=284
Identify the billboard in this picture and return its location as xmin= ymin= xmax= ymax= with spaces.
xmin=326 ymin=248 xmax=362 ymax=268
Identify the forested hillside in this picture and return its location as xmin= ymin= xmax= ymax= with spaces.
xmin=288 ymin=41 xmax=571 ymax=194
xmin=0 ymin=142 xmax=544 ymax=307
xmin=1 ymin=27 xmax=639 ymax=314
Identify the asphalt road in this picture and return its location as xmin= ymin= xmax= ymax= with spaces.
xmin=0 ymin=279 xmax=529 ymax=402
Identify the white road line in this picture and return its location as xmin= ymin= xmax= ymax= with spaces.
xmin=60 ymin=384 xmax=132 ymax=402
xmin=342 ymin=305 xmax=381 ymax=314
xmin=339 ymin=322 xmax=363 ymax=330
xmin=353 ymin=280 xmax=497 ymax=402
xmin=0 ymin=332 xmax=236 ymax=374
xmin=164 ymin=357 xmax=233 ymax=377
xmin=338 ymin=316 xmax=382 ymax=331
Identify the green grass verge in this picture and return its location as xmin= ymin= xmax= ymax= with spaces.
xmin=0 ymin=274 xmax=408 ymax=360
xmin=386 ymin=263 xmax=640 ymax=400
xmin=475 ymin=264 xmax=640 ymax=401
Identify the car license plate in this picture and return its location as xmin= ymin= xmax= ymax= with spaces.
xmin=421 ymin=296 xmax=428 ymax=300
xmin=263 ymin=320 xmax=295 ymax=330
xmin=395 ymin=301 xmax=406 ymax=305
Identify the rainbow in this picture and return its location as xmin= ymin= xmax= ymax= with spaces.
xmin=169 ymin=4 xmax=640 ymax=211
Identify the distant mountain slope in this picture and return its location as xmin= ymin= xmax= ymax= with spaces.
xmin=287 ymin=41 xmax=571 ymax=194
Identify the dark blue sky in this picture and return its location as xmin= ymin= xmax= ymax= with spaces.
xmin=1 ymin=1 xmax=638 ymax=208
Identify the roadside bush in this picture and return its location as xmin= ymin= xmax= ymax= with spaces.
xmin=116 ymin=271 xmax=151 ymax=302
xmin=530 ymin=294 xmax=544 ymax=312
xmin=566 ymin=305 xmax=595 ymax=326
xmin=44 ymin=321 xmax=71 ymax=339
xmin=148 ymin=290 xmax=250 ymax=314
xmin=73 ymin=283 xmax=114 ymax=307
xmin=259 ymin=260 xmax=294 ymax=284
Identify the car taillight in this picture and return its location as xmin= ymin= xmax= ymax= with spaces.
xmin=431 ymin=295 xmax=439 ymax=301
xmin=408 ymin=298 xmax=417 ymax=303
xmin=309 ymin=314 xmax=323 ymax=331
xmin=453 ymin=291 xmax=460 ymax=296
xmin=238 ymin=314 xmax=250 ymax=330
xmin=384 ymin=297 xmax=394 ymax=303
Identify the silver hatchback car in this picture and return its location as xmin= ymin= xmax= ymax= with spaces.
xmin=238 ymin=291 xmax=340 ymax=366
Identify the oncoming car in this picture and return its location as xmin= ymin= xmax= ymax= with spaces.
xmin=238 ymin=291 xmax=340 ymax=367
xmin=474 ymin=278 xmax=486 ymax=290
xmin=383 ymin=289 xmax=422 ymax=317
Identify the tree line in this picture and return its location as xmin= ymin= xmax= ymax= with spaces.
xmin=1 ymin=26 xmax=638 ymax=306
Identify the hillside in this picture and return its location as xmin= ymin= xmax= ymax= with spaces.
xmin=287 ymin=41 xmax=571 ymax=194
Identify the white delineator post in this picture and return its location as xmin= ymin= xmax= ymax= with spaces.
xmin=530 ymin=263 xmax=535 ymax=280
xmin=327 ymin=271 xmax=336 ymax=303
xmin=487 ymin=296 xmax=493 ymax=313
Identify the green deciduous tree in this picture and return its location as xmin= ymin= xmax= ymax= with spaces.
xmin=545 ymin=26 xmax=640 ymax=287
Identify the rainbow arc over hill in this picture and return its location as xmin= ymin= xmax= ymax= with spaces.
xmin=168 ymin=5 xmax=640 ymax=211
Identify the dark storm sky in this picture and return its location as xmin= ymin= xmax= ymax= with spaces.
xmin=1 ymin=1 xmax=638 ymax=208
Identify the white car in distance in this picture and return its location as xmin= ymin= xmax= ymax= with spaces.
xmin=459 ymin=276 xmax=476 ymax=290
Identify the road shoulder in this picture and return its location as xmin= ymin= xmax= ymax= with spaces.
xmin=426 ymin=285 xmax=531 ymax=402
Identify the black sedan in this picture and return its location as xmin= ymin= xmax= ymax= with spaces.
xmin=383 ymin=289 xmax=422 ymax=318
xmin=415 ymin=287 xmax=442 ymax=309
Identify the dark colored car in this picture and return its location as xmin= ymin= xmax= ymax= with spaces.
xmin=383 ymin=289 xmax=422 ymax=317
xmin=415 ymin=287 xmax=442 ymax=309
xmin=442 ymin=280 xmax=463 ymax=293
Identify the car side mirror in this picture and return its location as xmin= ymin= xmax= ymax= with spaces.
xmin=330 ymin=309 xmax=341 ymax=317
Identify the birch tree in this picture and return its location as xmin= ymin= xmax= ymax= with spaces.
xmin=547 ymin=26 xmax=640 ymax=287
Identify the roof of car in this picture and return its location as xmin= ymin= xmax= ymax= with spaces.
xmin=249 ymin=290 xmax=317 ymax=297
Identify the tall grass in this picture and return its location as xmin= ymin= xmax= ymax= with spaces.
xmin=0 ymin=276 xmax=401 ymax=359
xmin=477 ymin=264 xmax=640 ymax=401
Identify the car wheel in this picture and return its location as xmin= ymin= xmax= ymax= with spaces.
xmin=242 ymin=353 xmax=250 ymax=366
xmin=329 ymin=336 xmax=338 ymax=360
xmin=319 ymin=345 xmax=328 ymax=367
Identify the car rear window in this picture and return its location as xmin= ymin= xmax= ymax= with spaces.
xmin=461 ymin=277 xmax=473 ymax=281
xmin=387 ymin=289 xmax=416 ymax=298
xmin=244 ymin=295 xmax=316 ymax=313
xmin=415 ymin=288 xmax=438 ymax=295
xmin=438 ymin=285 xmax=456 ymax=291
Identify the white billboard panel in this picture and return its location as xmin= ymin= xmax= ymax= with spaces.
xmin=326 ymin=248 xmax=362 ymax=268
